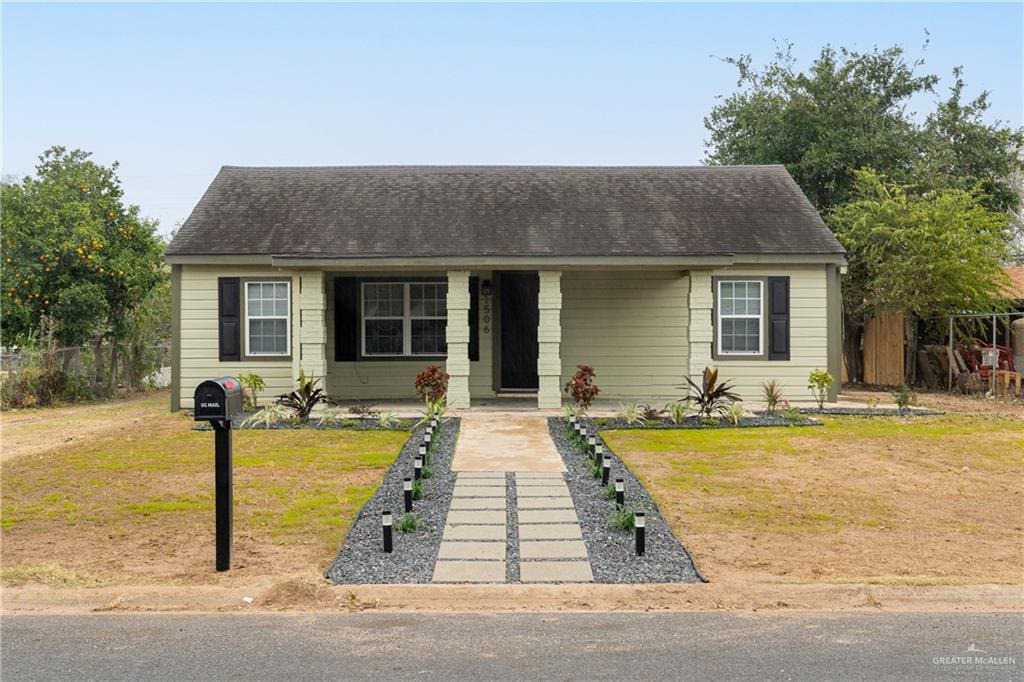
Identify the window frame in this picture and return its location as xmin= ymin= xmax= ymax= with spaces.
xmin=715 ymin=278 xmax=765 ymax=357
xmin=244 ymin=280 xmax=292 ymax=358
xmin=360 ymin=281 xmax=448 ymax=358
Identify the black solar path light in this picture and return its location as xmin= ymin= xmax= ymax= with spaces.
xmin=601 ymin=455 xmax=611 ymax=486
xmin=414 ymin=456 xmax=423 ymax=481
xmin=403 ymin=478 xmax=414 ymax=513
xmin=634 ymin=512 xmax=646 ymax=556
xmin=615 ymin=478 xmax=625 ymax=507
xmin=382 ymin=510 xmax=393 ymax=553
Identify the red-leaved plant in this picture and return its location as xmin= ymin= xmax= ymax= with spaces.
xmin=415 ymin=364 xmax=449 ymax=402
xmin=564 ymin=364 xmax=600 ymax=411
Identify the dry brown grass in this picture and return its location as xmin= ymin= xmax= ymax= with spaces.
xmin=603 ymin=402 xmax=1023 ymax=586
xmin=1 ymin=392 xmax=408 ymax=587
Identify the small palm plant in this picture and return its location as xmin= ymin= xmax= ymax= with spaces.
xmin=620 ymin=400 xmax=647 ymax=426
xmin=665 ymin=401 xmax=687 ymax=424
xmin=683 ymin=367 xmax=741 ymax=419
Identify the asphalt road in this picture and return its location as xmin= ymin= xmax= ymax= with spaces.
xmin=2 ymin=612 xmax=1021 ymax=680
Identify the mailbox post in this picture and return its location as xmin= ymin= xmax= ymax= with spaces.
xmin=194 ymin=377 xmax=244 ymax=571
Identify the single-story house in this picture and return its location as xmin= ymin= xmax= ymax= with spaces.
xmin=165 ymin=165 xmax=845 ymax=410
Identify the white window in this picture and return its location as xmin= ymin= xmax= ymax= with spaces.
xmin=717 ymin=280 xmax=763 ymax=355
xmin=246 ymin=281 xmax=290 ymax=356
xmin=362 ymin=282 xmax=448 ymax=357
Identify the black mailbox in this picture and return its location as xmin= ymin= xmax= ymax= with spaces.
xmin=194 ymin=377 xmax=244 ymax=422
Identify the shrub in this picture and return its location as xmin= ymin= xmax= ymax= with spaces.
xmin=0 ymin=364 xmax=94 ymax=409
xmin=395 ymin=513 xmax=420 ymax=533
xmin=665 ymin=401 xmax=687 ymax=424
xmin=891 ymin=384 xmax=915 ymax=412
xmin=807 ymin=369 xmax=834 ymax=410
xmin=562 ymin=404 xmax=583 ymax=423
xmin=564 ymin=364 xmax=600 ymax=411
xmin=620 ymin=400 xmax=647 ymax=426
xmin=243 ymin=403 xmax=293 ymax=429
xmin=237 ymin=373 xmax=266 ymax=409
xmin=684 ymin=367 xmax=741 ymax=419
xmin=377 ymin=410 xmax=399 ymax=429
xmin=276 ymin=369 xmax=331 ymax=423
xmin=725 ymin=402 xmax=746 ymax=426
xmin=760 ymin=380 xmax=783 ymax=414
xmin=415 ymin=364 xmax=449 ymax=402
xmin=779 ymin=401 xmax=801 ymax=421
xmin=418 ymin=397 xmax=447 ymax=427
xmin=348 ymin=402 xmax=381 ymax=419
xmin=641 ymin=404 xmax=664 ymax=423
xmin=607 ymin=506 xmax=636 ymax=532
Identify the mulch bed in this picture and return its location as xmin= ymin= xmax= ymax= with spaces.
xmin=324 ymin=418 xmax=459 ymax=584
xmin=592 ymin=413 xmax=820 ymax=430
xmin=548 ymin=418 xmax=703 ymax=584
xmin=193 ymin=415 xmax=416 ymax=431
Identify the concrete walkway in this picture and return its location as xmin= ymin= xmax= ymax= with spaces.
xmin=432 ymin=416 xmax=592 ymax=584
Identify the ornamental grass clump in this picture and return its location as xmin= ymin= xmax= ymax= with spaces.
xmin=564 ymin=364 xmax=600 ymax=412
xmin=395 ymin=513 xmax=420 ymax=533
xmin=607 ymin=506 xmax=636 ymax=532
xmin=665 ymin=401 xmax=687 ymax=424
xmin=620 ymin=400 xmax=647 ymax=426
xmin=760 ymin=379 xmax=784 ymax=415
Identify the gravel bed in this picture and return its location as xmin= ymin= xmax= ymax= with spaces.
xmin=324 ymin=418 xmax=460 ymax=584
xmin=548 ymin=419 xmax=703 ymax=584
xmin=505 ymin=472 xmax=520 ymax=583
xmin=592 ymin=414 xmax=820 ymax=430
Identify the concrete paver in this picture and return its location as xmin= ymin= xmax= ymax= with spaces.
xmin=446 ymin=510 xmax=506 ymax=525
xmin=437 ymin=542 xmax=507 ymax=561
xmin=432 ymin=560 xmax=507 ymax=583
xmin=517 ymin=509 xmax=581 ymax=524
xmin=519 ymin=540 xmax=589 ymax=560
xmin=518 ymin=524 xmax=583 ymax=541
xmin=519 ymin=560 xmax=594 ymax=583
xmin=516 ymin=497 xmax=575 ymax=510
xmin=448 ymin=498 xmax=507 ymax=510
xmin=443 ymin=524 xmax=506 ymax=541
xmin=515 ymin=485 xmax=571 ymax=497
xmin=451 ymin=486 xmax=506 ymax=498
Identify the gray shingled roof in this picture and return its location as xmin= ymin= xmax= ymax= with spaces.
xmin=165 ymin=165 xmax=844 ymax=258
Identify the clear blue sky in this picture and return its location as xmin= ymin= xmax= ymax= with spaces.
xmin=3 ymin=2 xmax=1021 ymax=236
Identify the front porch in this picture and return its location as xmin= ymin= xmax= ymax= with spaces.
xmin=292 ymin=267 xmax=702 ymax=409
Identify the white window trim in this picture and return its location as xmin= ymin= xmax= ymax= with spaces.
xmin=361 ymin=281 xmax=448 ymax=358
xmin=245 ymin=280 xmax=291 ymax=357
xmin=716 ymin=279 xmax=764 ymax=356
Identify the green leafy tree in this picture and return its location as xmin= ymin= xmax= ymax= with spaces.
xmin=704 ymin=42 xmax=938 ymax=213
xmin=831 ymin=170 xmax=1012 ymax=381
xmin=1 ymin=146 xmax=166 ymax=391
xmin=705 ymin=42 xmax=1023 ymax=381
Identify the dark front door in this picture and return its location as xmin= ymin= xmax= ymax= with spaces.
xmin=499 ymin=272 xmax=539 ymax=390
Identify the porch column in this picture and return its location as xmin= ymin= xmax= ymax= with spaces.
xmin=446 ymin=271 xmax=471 ymax=408
xmin=687 ymin=271 xmax=714 ymax=381
xmin=292 ymin=271 xmax=327 ymax=384
xmin=537 ymin=270 xmax=563 ymax=409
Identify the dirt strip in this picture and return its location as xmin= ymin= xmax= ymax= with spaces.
xmin=3 ymin=580 xmax=1020 ymax=615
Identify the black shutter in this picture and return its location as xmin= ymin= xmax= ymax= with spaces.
xmin=218 ymin=277 xmax=241 ymax=361
xmin=334 ymin=277 xmax=359 ymax=361
xmin=468 ymin=277 xmax=480 ymax=361
xmin=768 ymin=277 xmax=790 ymax=361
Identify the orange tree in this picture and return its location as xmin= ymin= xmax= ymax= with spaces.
xmin=1 ymin=147 xmax=165 ymax=389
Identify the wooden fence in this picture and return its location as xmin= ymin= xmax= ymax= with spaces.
xmin=862 ymin=312 xmax=906 ymax=386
